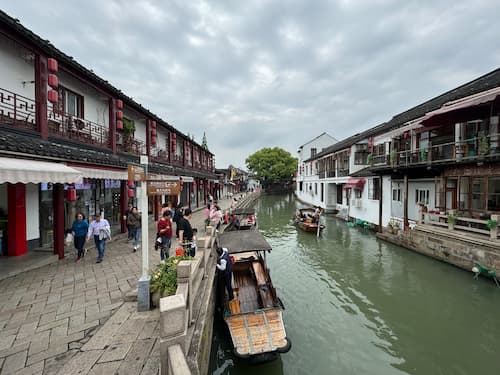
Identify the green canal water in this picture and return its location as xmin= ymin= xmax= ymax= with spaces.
xmin=208 ymin=193 xmax=500 ymax=375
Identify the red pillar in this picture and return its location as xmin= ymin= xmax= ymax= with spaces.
xmin=109 ymin=98 xmax=117 ymax=153
xmin=35 ymin=54 xmax=48 ymax=139
xmin=120 ymin=180 xmax=127 ymax=233
xmin=53 ymin=183 xmax=65 ymax=259
xmin=7 ymin=184 xmax=27 ymax=256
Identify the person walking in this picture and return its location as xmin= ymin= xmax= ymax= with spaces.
xmin=177 ymin=208 xmax=193 ymax=255
xmin=86 ymin=213 xmax=111 ymax=263
xmin=71 ymin=212 xmax=88 ymax=262
xmin=123 ymin=203 xmax=133 ymax=241
xmin=157 ymin=210 xmax=173 ymax=262
xmin=126 ymin=207 xmax=141 ymax=252
xmin=173 ymin=202 xmax=184 ymax=239
xmin=210 ymin=204 xmax=223 ymax=230
xmin=216 ymin=247 xmax=234 ymax=301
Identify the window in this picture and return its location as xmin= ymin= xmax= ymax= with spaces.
xmin=392 ymin=188 xmax=401 ymax=202
xmin=472 ymin=177 xmax=485 ymax=210
xmin=368 ymin=178 xmax=380 ymax=200
xmin=299 ymin=181 xmax=303 ymax=191
xmin=415 ymin=189 xmax=430 ymax=205
xmin=354 ymin=189 xmax=362 ymax=199
xmin=354 ymin=144 xmax=369 ymax=165
xmin=337 ymin=184 xmax=343 ymax=204
xmin=311 ymin=148 xmax=317 ymax=157
xmin=57 ymin=86 xmax=84 ymax=117
xmin=487 ymin=177 xmax=500 ymax=211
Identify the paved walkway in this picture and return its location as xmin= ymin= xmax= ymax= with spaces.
xmin=0 ymin=197 xmax=236 ymax=375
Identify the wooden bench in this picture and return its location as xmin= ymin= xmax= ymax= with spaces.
xmin=252 ymin=261 xmax=267 ymax=286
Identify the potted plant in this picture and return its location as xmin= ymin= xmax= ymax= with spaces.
xmin=149 ymin=255 xmax=192 ymax=307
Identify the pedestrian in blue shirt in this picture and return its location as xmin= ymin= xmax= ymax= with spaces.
xmin=86 ymin=213 xmax=111 ymax=263
xmin=71 ymin=212 xmax=88 ymax=262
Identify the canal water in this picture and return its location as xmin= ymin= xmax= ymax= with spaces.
xmin=209 ymin=193 xmax=500 ymax=375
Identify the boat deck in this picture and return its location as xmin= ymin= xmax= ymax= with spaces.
xmin=225 ymin=308 xmax=287 ymax=356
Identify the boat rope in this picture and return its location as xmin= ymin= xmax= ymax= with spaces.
xmin=260 ymin=310 xmax=276 ymax=351
xmin=243 ymin=314 xmax=255 ymax=354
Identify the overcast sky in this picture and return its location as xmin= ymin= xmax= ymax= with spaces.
xmin=2 ymin=0 xmax=500 ymax=169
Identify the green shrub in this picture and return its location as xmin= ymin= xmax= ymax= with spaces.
xmin=150 ymin=256 xmax=192 ymax=297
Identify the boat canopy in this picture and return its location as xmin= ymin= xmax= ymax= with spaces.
xmin=232 ymin=208 xmax=256 ymax=215
xmin=218 ymin=230 xmax=272 ymax=254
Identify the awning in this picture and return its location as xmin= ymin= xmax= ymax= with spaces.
xmin=0 ymin=157 xmax=82 ymax=184
xmin=73 ymin=166 xmax=128 ymax=181
xmin=422 ymin=87 xmax=500 ymax=126
xmin=343 ymin=178 xmax=366 ymax=190
xmin=180 ymin=176 xmax=194 ymax=183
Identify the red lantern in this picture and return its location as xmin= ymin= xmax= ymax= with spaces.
xmin=172 ymin=139 xmax=176 ymax=152
xmin=67 ymin=189 xmax=76 ymax=201
xmin=128 ymin=188 xmax=135 ymax=198
xmin=116 ymin=110 xmax=123 ymax=120
xmin=151 ymin=121 xmax=156 ymax=129
xmin=179 ymin=177 xmax=183 ymax=188
xmin=151 ymin=135 xmax=157 ymax=145
xmin=116 ymin=120 xmax=123 ymax=130
xmin=47 ymin=58 xmax=58 ymax=73
xmin=48 ymin=74 xmax=58 ymax=88
xmin=116 ymin=99 xmax=123 ymax=109
xmin=151 ymin=128 xmax=157 ymax=136
xmin=48 ymin=89 xmax=58 ymax=103
xmin=404 ymin=131 xmax=409 ymax=140
xmin=127 ymin=181 xmax=134 ymax=188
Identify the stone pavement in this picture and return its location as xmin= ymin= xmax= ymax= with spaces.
xmin=0 ymin=197 xmax=235 ymax=375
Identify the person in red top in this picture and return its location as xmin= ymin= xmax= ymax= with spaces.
xmin=157 ymin=211 xmax=173 ymax=261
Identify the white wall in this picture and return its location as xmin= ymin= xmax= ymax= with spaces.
xmin=58 ymin=71 xmax=109 ymax=127
xmin=0 ymin=34 xmax=35 ymax=99
xmin=349 ymin=177 xmax=380 ymax=225
xmin=156 ymin=127 xmax=168 ymax=151
xmin=25 ymin=183 xmax=39 ymax=241
xmin=407 ymin=180 xmax=436 ymax=221
xmin=382 ymin=176 xmax=392 ymax=226
xmin=391 ymin=180 xmax=404 ymax=219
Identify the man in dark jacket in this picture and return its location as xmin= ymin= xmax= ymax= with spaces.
xmin=216 ymin=247 xmax=234 ymax=301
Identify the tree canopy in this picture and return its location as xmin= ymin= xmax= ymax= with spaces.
xmin=245 ymin=147 xmax=297 ymax=184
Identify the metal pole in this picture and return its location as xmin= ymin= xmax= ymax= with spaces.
xmin=137 ymin=156 xmax=150 ymax=311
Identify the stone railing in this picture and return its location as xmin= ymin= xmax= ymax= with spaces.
xmin=159 ymin=225 xmax=217 ymax=375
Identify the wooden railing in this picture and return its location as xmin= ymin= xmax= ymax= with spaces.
xmin=421 ymin=211 xmax=499 ymax=240
xmin=0 ymin=88 xmax=37 ymax=131
xmin=48 ymin=107 xmax=110 ymax=148
xmin=116 ymin=133 xmax=146 ymax=155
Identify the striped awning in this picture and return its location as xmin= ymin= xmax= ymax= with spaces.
xmin=0 ymin=157 xmax=82 ymax=184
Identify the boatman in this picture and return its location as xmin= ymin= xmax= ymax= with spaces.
xmin=216 ymin=247 xmax=234 ymax=301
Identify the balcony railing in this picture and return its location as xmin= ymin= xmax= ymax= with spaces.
xmin=116 ymin=133 xmax=145 ymax=156
xmin=48 ymin=107 xmax=110 ymax=149
xmin=150 ymin=147 xmax=169 ymax=163
xmin=0 ymin=88 xmax=37 ymax=131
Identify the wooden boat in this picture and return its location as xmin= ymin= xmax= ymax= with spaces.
xmin=226 ymin=207 xmax=257 ymax=231
xmin=217 ymin=230 xmax=291 ymax=362
xmin=294 ymin=207 xmax=325 ymax=233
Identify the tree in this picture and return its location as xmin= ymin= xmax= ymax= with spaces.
xmin=201 ymin=132 xmax=208 ymax=150
xmin=245 ymin=147 xmax=297 ymax=185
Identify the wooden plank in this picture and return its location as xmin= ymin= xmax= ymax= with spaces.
xmin=252 ymin=261 xmax=267 ymax=285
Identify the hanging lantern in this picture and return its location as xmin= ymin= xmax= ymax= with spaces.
xmin=116 ymin=99 xmax=123 ymax=109
xmin=116 ymin=120 xmax=123 ymax=130
xmin=151 ymin=128 xmax=157 ymax=136
xmin=128 ymin=188 xmax=135 ymax=198
xmin=47 ymin=58 xmax=58 ymax=72
xmin=48 ymin=74 xmax=58 ymax=88
xmin=127 ymin=180 xmax=134 ymax=188
xmin=404 ymin=131 xmax=409 ymax=140
xmin=67 ymin=189 xmax=77 ymax=201
xmin=151 ymin=135 xmax=157 ymax=145
xmin=151 ymin=120 xmax=156 ymax=128
xmin=116 ymin=110 xmax=123 ymax=120
xmin=48 ymin=89 xmax=58 ymax=103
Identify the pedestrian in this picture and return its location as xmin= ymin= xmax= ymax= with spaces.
xmin=173 ymin=202 xmax=184 ymax=238
xmin=210 ymin=205 xmax=223 ymax=230
xmin=216 ymin=247 xmax=234 ymax=301
xmin=190 ymin=228 xmax=198 ymax=257
xmin=157 ymin=210 xmax=173 ymax=262
xmin=127 ymin=207 xmax=141 ymax=252
xmin=71 ymin=212 xmax=88 ymax=262
xmin=123 ymin=203 xmax=133 ymax=241
xmin=86 ymin=213 xmax=111 ymax=263
xmin=177 ymin=208 xmax=193 ymax=255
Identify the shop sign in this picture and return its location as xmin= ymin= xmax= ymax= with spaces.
xmin=146 ymin=180 xmax=180 ymax=196
xmin=128 ymin=165 xmax=145 ymax=181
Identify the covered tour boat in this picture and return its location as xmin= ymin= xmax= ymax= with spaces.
xmin=226 ymin=207 xmax=257 ymax=231
xmin=294 ymin=207 xmax=325 ymax=233
xmin=217 ymin=230 xmax=291 ymax=362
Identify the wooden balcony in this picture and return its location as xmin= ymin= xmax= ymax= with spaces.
xmin=116 ymin=134 xmax=145 ymax=156
xmin=0 ymin=88 xmax=37 ymax=131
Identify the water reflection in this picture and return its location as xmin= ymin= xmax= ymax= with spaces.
xmin=209 ymin=193 xmax=500 ymax=375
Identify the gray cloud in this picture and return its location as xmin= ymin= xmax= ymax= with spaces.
xmin=2 ymin=0 xmax=500 ymax=168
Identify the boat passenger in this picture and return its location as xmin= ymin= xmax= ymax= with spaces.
xmin=216 ymin=247 xmax=234 ymax=301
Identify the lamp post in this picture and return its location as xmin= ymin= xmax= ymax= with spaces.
xmin=137 ymin=155 xmax=150 ymax=312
